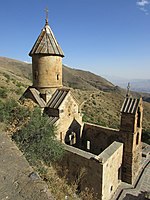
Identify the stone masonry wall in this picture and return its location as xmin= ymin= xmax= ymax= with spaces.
xmin=59 ymin=142 xmax=123 ymax=200
xmin=81 ymin=123 xmax=120 ymax=155
xmin=60 ymin=145 xmax=103 ymax=199
xmin=32 ymin=55 xmax=62 ymax=94
xmin=81 ymin=122 xmax=141 ymax=184
xmin=101 ymin=142 xmax=123 ymax=200
xmin=56 ymin=92 xmax=83 ymax=144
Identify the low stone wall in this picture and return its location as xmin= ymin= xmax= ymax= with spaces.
xmin=61 ymin=145 xmax=103 ymax=199
xmin=59 ymin=142 xmax=123 ymax=200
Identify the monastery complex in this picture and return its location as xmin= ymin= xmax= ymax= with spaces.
xmin=22 ymin=16 xmax=144 ymax=200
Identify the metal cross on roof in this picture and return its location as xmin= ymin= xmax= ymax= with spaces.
xmin=126 ymin=82 xmax=130 ymax=97
xmin=45 ymin=7 xmax=49 ymax=24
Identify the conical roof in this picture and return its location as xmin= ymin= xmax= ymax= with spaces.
xmin=29 ymin=21 xmax=64 ymax=57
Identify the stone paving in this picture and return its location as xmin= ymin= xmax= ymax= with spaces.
xmin=0 ymin=132 xmax=54 ymax=200
xmin=112 ymin=144 xmax=150 ymax=200
xmin=119 ymin=160 xmax=150 ymax=200
xmin=111 ymin=144 xmax=150 ymax=200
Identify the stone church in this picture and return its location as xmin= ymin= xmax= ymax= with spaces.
xmin=22 ymin=16 xmax=143 ymax=200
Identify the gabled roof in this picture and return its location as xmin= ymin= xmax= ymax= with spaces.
xmin=48 ymin=116 xmax=59 ymax=125
xmin=22 ymin=87 xmax=46 ymax=108
xmin=29 ymin=88 xmax=46 ymax=107
xmin=29 ymin=21 xmax=64 ymax=57
xmin=47 ymin=88 xmax=70 ymax=109
xmin=120 ymin=97 xmax=141 ymax=114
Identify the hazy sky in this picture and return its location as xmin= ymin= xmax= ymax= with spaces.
xmin=0 ymin=0 xmax=150 ymax=79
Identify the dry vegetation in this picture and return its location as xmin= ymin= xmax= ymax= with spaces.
xmin=0 ymin=56 xmax=150 ymax=138
xmin=0 ymin=57 xmax=150 ymax=199
xmin=33 ymin=161 xmax=96 ymax=200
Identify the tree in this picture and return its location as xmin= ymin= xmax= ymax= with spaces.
xmin=13 ymin=107 xmax=64 ymax=164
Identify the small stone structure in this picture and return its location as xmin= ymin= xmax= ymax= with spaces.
xmin=62 ymin=141 xmax=123 ymax=200
xmin=22 ymin=17 xmax=144 ymax=200
xmin=0 ymin=132 xmax=53 ymax=200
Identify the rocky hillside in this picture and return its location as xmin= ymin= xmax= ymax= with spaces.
xmin=0 ymin=57 xmax=115 ymax=91
xmin=0 ymin=56 xmax=150 ymax=143
xmin=63 ymin=65 xmax=114 ymax=91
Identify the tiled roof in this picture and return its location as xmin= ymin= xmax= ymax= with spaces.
xmin=120 ymin=97 xmax=140 ymax=114
xmin=29 ymin=88 xmax=46 ymax=107
xmin=47 ymin=89 xmax=69 ymax=109
xmin=22 ymin=87 xmax=46 ymax=108
xmin=29 ymin=22 xmax=64 ymax=57
xmin=48 ymin=116 xmax=59 ymax=125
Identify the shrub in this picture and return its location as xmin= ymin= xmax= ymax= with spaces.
xmin=0 ymin=99 xmax=30 ymax=124
xmin=13 ymin=108 xmax=64 ymax=163
xmin=3 ymin=73 xmax=10 ymax=82
xmin=0 ymin=87 xmax=8 ymax=98
xmin=15 ymin=87 xmax=23 ymax=95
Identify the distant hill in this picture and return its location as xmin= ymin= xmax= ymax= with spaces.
xmin=0 ymin=57 xmax=32 ymax=80
xmin=0 ymin=57 xmax=115 ymax=92
xmin=0 ymin=56 xmax=150 ymax=144
xmin=106 ymin=75 xmax=150 ymax=93
xmin=63 ymin=65 xmax=115 ymax=91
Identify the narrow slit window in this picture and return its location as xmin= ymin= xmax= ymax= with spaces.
xmin=34 ymin=71 xmax=38 ymax=80
xmin=137 ymin=108 xmax=141 ymax=128
xmin=57 ymin=74 xmax=59 ymax=80
xmin=136 ymin=133 xmax=139 ymax=145
xmin=87 ymin=140 xmax=90 ymax=150
xmin=110 ymin=186 xmax=113 ymax=192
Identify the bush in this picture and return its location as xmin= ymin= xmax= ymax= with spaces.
xmin=15 ymin=87 xmax=23 ymax=95
xmin=13 ymin=108 xmax=64 ymax=163
xmin=0 ymin=99 xmax=30 ymax=124
xmin=3 ymin=73 xmax=10 ymax=82
xmin=0 ymin=87 xmax=8 ymax=98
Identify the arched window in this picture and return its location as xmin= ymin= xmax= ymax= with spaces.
xmin=57 ymin=74 xmax=59 ymax=80
xmin=136 ymin=133 xmax=139 ymax=145
xmin=137 ymin=108 xmax=141 ymax=128
xmin=34 ymin=71 xmax=38 ymax=80
xmin=69 ymin=132 xmax=76 ymax=145
xmin=87 ymin=140 xmax=90 ymax=150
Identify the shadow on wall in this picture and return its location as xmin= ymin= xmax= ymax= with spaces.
xmin=123 ymin=191 xmax=150 ymax=200
xmin=107 ymin=134 xmax=124 ymax=147
xmin=65 ymin=119 xmax=81 ymax=147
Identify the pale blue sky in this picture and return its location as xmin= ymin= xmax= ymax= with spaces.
xmin=0 ymin=0 xmax=150 ymax=79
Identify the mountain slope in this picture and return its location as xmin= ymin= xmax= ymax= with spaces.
xmin=0 ymin=57 xmax=32 ymax=80
xmin=0 ymin=57 xmax=115 ymax=91
xmin=63 ymin=65 xmax=114 ymax=91
xmin=0 ymin=56 xmax=150 ymax=143
xmin=107 ymin=76 xmax=150 ymax=93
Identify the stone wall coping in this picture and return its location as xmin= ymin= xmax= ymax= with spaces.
xmin=84 ymin=122 xmax=119 ymax=132
xmin=64 ymin=141 xmax=123 ymax=165
xmin=64 ymin=144 xmax=96 ymax=160
xmin=95 ymin=141 xmax=123 ymax=164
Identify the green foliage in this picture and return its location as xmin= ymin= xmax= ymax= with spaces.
xmin=13 ymin=108 xmax=64 ymax=164
xmin=3 ymin=73 xmax=10 ymax=82
xmin=15 ymin=87 xmax=23 ymax=95
xmin=0 ymin=87 xmax=8 ymax=98
xmin=0 ymin=99 xmax=30 ymax=124
xmin=82 ymin=113 xmax=88 ymax=122
xmin=16 ymin=81 xmax=27 ymax=88
xmin=0 ymin=98 xmax=64 ymax=165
